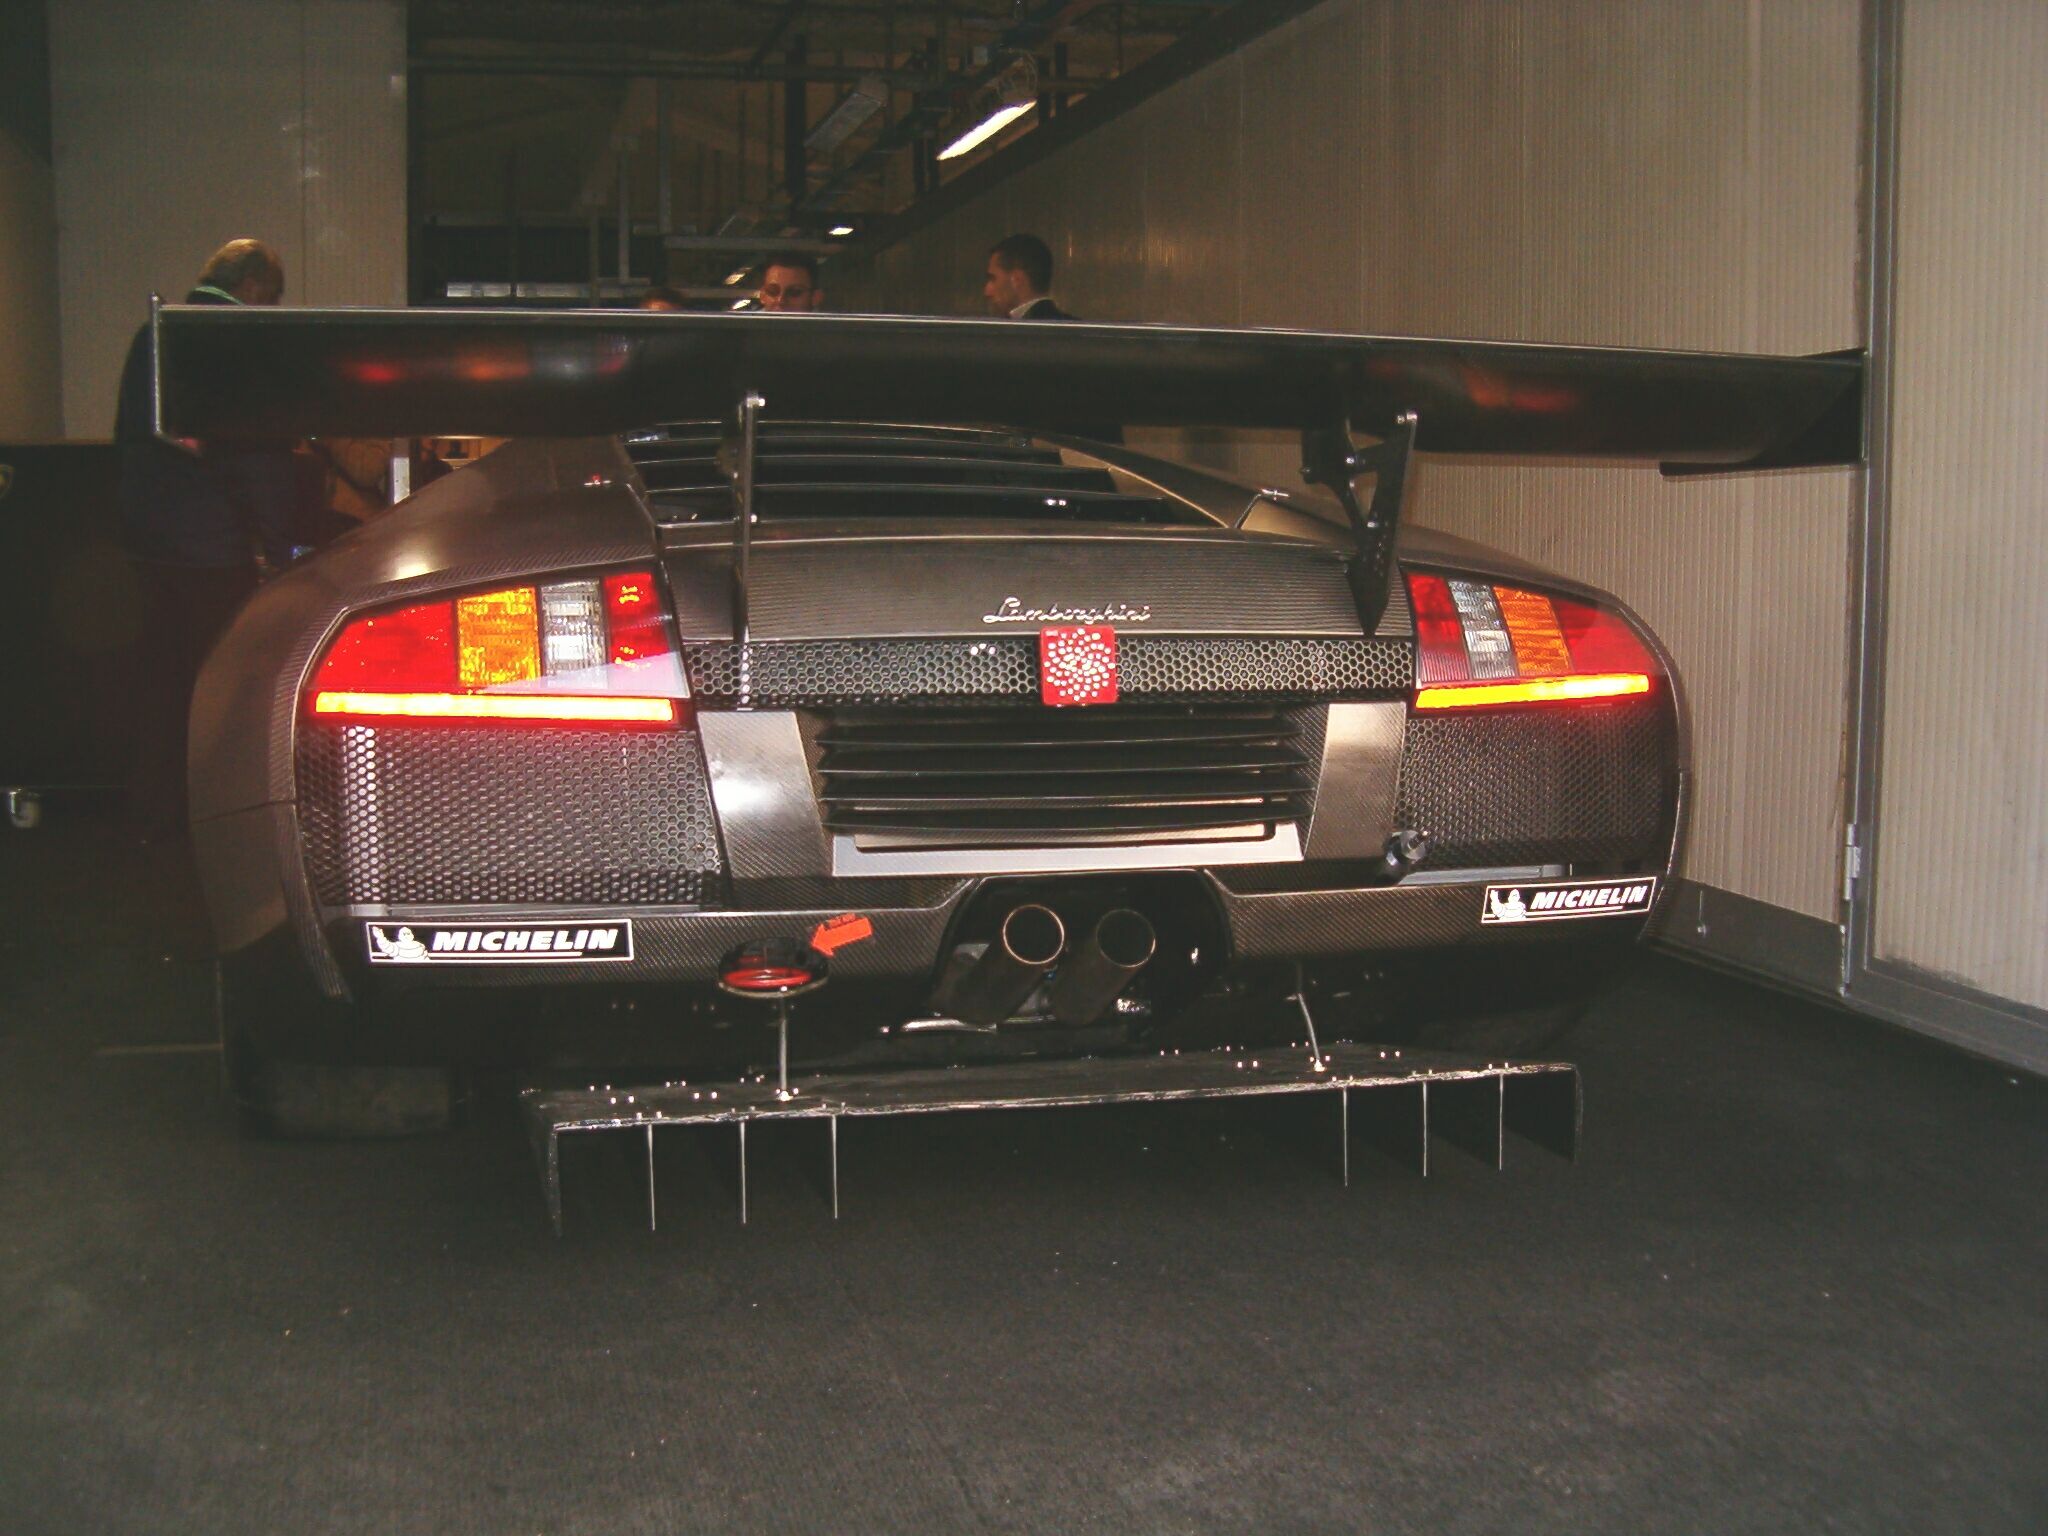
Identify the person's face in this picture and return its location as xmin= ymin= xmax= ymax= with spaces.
xmin=757 ymin=265 xmax=819 ymax=311
xmin=984 ymin=255 xmax=1029 ymax=315
xmin=236 ymin=269 xmax=284 ymax=306
xmin=641 ymin=296 xmax=679 ymax=312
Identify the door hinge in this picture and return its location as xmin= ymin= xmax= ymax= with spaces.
xmin=1842 ymin=823 xmax=1864 ymax=903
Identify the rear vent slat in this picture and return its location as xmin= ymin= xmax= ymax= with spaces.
xmin=826 ymin=802 xmax=1305 ymax=836
xmin=818 ymin=711 xmax=1291 ymax=750
xmin=628 ymin=420 xmax=1198 ymax=527
xmin=815 ymin=705 xmax=1310 ymax=846
xmin=821 ymin=745 xmax=1307 ymax=777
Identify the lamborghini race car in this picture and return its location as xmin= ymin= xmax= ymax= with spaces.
xmin=159 ymin=308 xmax=1862 ymax=1134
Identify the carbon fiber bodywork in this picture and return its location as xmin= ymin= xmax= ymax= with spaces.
xmin=191 ymin=428 xmax=1689 ymax=1071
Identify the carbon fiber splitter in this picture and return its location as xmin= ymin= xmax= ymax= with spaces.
xmin=520 ymin=1043 xmax=1580 ymax=1236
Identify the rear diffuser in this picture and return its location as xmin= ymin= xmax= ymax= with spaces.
xmin=520 ymin=1043 xmax=1580 ymax=1236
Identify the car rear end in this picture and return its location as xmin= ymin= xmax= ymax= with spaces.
xmin=211 ymin=425 xmax=1681 ymax=1075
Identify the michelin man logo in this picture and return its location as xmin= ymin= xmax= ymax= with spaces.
xmin=368 ymin=925 xmax=429 ymax=962
xmin=1486 ymin=888 xmax=1530 ymax=923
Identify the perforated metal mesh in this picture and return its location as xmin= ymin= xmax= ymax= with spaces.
xmin=1119 ymin=638 xmax=1410 ymax=697
xmin=687 ymin=639 xmax=1033 ymax=706
xmin=1393 ymin=697 xmax=1674 ymax=871
xmin=682 ymin=636 xmax=1410 ymax=707
xmin=298 ymin=724 xmax=724 ymax=906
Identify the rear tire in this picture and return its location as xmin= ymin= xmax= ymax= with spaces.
xmin=226 ymin=1033 xmax=455 ymax=1139
xmin=218 ymin=956 xmax=454 ymax=1138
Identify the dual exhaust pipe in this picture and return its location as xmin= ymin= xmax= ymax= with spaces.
xmin=939 ymin=904 xmax=1157 ymax=1028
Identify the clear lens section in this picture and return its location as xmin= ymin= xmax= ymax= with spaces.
xmin=539 ymin=578 xmax=606 ymax=674
xmin=1447 ymin=579 xmax=1517 ymax=679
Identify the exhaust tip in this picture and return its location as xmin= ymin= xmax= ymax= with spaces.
xmin=1000 ymin=903 xmax=1067 ymax=969
xmin=1047 ymin=908 xmax=1158 ymax=1027
xmin=1094 ymin=908 xmax=1157 ymax=969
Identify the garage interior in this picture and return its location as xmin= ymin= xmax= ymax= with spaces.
xmin=2 ymin=2 xmax=2044 ymax=1532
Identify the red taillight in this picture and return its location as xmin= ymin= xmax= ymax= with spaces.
xmin=603 ymin=571 xmax=667 ymax=664
xmin=311 ymin=691 xmax=678 ymax=725
xmin=306 ymin=569 xmax=683 ymax=727
xmin=1404 ymin=570 xmax=1657 ymax=711
xmin=1407 ymin=572 xmax=1471 ymax=685
xmin=307 ymin=600 xmax=456 ymax=692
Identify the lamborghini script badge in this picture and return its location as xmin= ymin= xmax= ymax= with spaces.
xmin=984 ymin=597 xmax=1151 ymax=625
xmin=1040 ymin=625 xmax=1119 ymax=706
xmin=1480 ymin=878 xmax=1657 ymax=924
xmin=366 ymin=921 xmax=634 ymax=962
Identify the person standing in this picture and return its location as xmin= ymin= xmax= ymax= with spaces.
xmin=983 ymin=234 xmax=1072 ymax=320
xmin=983 ymin=232 xmax=1121 ymax=442
xmin=113 ymin=238 xmax=299 ymax=838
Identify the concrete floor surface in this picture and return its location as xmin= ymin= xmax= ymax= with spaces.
xmin=2 ymin=813 xmax=2044 ymax=1534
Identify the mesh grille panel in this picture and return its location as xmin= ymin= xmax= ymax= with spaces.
xmin=298 ymin=724 xmax=723 ymax=906
xmin=682 ymin=636 xmax=1410 ymax=707
xmin=1394 ymin=697 xmax=1674 ymax=871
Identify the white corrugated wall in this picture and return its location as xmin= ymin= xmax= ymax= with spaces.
xmin=844 ymin=0 xmax=1864 ymax=925
xmin=1873 ymin=0 xmax=2048 ymax=1011
xmin=50 ymin=0 xmax=407 ymax=440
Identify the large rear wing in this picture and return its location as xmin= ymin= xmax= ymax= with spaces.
xmin=154 ymin=304 xmax=1860 ymax=470
xmin=153 ymin=304 xmax=1863 ymax=635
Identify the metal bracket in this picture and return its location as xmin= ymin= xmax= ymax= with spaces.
xmin=721 ymin=390 xmax=766 ymax=702
xmin=1300 ymin=410 xmax=1418 ymax=635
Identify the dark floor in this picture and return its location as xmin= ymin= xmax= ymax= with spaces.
xmin=2 ymin=811 xmax=2044 ymax=1535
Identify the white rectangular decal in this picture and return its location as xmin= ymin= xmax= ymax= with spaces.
xmin=1480 ymin=877 xmax=1658 ymax=924
xmin=366 ymin=921 xmax=634 ymax=963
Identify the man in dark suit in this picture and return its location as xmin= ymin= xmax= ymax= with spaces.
xmin=983 ymin=234 xmax=1072 ymax=320
xmin=981 ymin=233 xmax=1122 ymax=443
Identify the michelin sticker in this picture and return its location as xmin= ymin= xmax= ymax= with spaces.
xmin=1481 ymin=877 xmax=1657 ymax=924
xmin=366 ymin=921 xmax=634 ymax=963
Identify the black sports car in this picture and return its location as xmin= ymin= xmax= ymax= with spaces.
xmin=159 ymin=308 xmax=1861 ymax=1136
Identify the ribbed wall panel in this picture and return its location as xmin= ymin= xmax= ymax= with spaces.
xmin=299 ymin=1 xmax=407 ymax=310
xmin=50 ymin=0 xmax=406 ymax=437
xmin=839 ymin=0 xmax=1861 ymax=922
xmin=1873 ymin=0 xmax=2048 ymax=1008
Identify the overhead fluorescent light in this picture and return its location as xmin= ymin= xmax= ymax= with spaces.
xmin=938 ymin=102 xmax=1032 ymax=161
xmin=729 ymin=299 xmax=751 ymax=310
xmin=723 ymin=268 xmax=749 ymax=285
xmin=829 ymin=225 xmax=856 ymax=238
xmin=937 ymin=55 xmax=1037 ymax=162
xmin=806 ymin=76 xmax=888 ymax=155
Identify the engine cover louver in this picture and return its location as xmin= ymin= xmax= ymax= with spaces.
xmin=626 ymin=421 xmax=1190 ymax=525
xmin=814 ymin=706 xmax=1313 ymax=845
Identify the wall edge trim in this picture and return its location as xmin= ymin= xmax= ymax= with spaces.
xmin=1654 ymin=877 xmax=1845 ymax=999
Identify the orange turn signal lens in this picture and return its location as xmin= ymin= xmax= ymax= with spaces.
xmin=1414 ymin=673 xmax=1651 ymax=710
xmin=1493 ymin=586 xmax=1573 ymax=676
xmin=456 ymin=587 xmax=541 ymax=686
xmin=310 ymin=691 xmax=678 ymax=725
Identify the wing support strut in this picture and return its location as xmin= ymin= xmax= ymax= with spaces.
xmin=722 ymin=389 xmax=767 ymax=704
xmin=1300 ymin=409 xmax=1417 ymax=635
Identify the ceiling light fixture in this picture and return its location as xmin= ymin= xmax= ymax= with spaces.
xmin=937 ymin=55 xmax=1037 ymax=162
xmin=805 ymin=76 xmax=888 ymax=155
xmin=723 ymin=268 xmax=749 ymax=286
xmin=829 ymin=225 xmax=856 ymax=238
